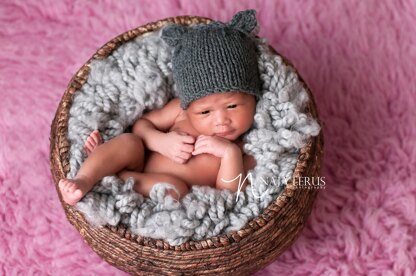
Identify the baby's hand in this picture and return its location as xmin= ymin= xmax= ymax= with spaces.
xmin=192 ymin=135 xmax=239 ymax=158
xmin=160 ymin=131 xmax=195 ymax=164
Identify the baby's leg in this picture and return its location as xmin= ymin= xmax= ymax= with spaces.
xmin=117 ymin=170 xmax=189 ymax=201
xmin=59 ymin=133 xmax=145 ymax=205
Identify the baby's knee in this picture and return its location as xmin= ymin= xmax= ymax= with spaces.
xmin=118 ymin=133 xmax=144 ymax=151
xmin=117 ymin=133 xmax=145 ymax=171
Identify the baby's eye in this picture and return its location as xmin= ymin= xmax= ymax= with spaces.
xmin=227 ymin=104 xmax=237 ymax=109
xmin=200 ymin=110 xmax=210 ymax=115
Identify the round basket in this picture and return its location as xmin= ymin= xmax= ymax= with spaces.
xmin=50 ymin=15 xmax=324 ymax=275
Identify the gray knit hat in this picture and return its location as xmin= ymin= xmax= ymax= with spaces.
xmin=161 ymin=10 xmax=262 ymax=109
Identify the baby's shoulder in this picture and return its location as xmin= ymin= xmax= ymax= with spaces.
xmin=163 ymin=98 xmax=181 ymax=110
xmin=157 ymin=98 xmax=182 ymax=117
xmin=167 ymin=98 xmax=188 ymax=119
xmin=140 ymin=98 xmax=182 ymax=131
xmin=164 ymin=98 xmax=189 ymax=126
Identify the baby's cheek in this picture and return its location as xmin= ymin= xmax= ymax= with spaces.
xmin=201 ymin=122 xmax=215 ymax=135
xmin=238 ymin=115 xmax=253 ymax=129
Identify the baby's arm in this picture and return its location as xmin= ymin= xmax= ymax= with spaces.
xmin=132 ymin=99 xmax=180 ymax=151
xmin=215 ymin=145 xmax=247 ymax=192
xmin=132 ymin=99 xmax=195 ymax=163
xmin=192 ymin=136 xmax=247 ymax=192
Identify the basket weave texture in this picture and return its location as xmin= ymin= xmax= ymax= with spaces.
xmin=50 ymin=16 xmax=324 ymax=275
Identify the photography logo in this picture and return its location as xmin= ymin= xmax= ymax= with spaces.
xmin=221 ymin=174 xmax=326 ymax=202
xmin=293 ymin=176 xmax=326 ymax=189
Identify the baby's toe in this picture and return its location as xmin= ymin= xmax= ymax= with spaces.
xmin=68 ymin=183 xmax=77 ymax=193
xmin=87 ymin=137 xmax=95 ymax=145
xmin=93 ymin=132 xmax=102 ymax=144
xmin=59 ymin=179 xmax=68 ymax=188
xmin=85 ymin=140 xmax=94 ymax=149
xmin=73 ymin=189 xmax=83 ymax=198
xmin=64 ymin=181 xmax=72 ymax=190
xmin=58 ymin=179 xmax=64 ymax=186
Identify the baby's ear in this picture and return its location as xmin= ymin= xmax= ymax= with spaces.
xmin=228 ymin=9 xmax=258 ymax=35
xmin=161 ymin=24 xmax=188 ymax=47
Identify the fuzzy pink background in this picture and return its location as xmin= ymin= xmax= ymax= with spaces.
xmin=1 ymin=0 xmax=415 ymax=275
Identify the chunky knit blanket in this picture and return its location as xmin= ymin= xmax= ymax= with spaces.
xmin=67 ymin=26 xmax=320 ymax=246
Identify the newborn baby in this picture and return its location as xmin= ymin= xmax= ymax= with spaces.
xmin=59 ymin=10 xmax=262 ymax=205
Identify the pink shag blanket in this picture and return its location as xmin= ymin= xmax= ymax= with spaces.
xmin=1 ymin=1 xmax=415 ymax=275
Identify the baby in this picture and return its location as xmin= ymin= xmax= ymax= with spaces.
xmin=59 ymin=10 xmax=262 ymax=205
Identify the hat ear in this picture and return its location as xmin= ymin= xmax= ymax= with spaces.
xmin=161 ymin=24 xmax=188 ymax=47
xmin=228 ymin=9 xmax=258 ymax=35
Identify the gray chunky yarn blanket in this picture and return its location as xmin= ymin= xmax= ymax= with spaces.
xmin=67 ymin=26 xmax=320 ymax=246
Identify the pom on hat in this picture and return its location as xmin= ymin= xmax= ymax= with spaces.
xmin=228 ymin=9 xmax=258 ymax=34
xmin=160 ymin=24 xmax=188 ymax=47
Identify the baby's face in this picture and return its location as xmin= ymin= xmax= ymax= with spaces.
xmin=187 ymin=92 xmax=256 ymax=141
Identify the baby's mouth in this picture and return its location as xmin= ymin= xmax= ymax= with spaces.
xmin=215 ymin=129 xmax=234 ymax=137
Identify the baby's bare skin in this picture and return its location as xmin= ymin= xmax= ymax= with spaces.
xmin=59 ymin=92 xmax=257 ymax=206
xmin=143 ymin=110 xmax=254 ymax=187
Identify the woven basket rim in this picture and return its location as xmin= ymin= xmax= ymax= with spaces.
xmin=50 ymin=15 xmax=324 ymax=253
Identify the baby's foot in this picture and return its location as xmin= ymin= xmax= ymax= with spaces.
xmin=84 ymin=130 xmax=102 ymax=156
xmin=58 ymin=177 xmax=89 ymax=205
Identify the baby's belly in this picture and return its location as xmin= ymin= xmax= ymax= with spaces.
xmin=143 ymin=151 xmax=221 ymax=187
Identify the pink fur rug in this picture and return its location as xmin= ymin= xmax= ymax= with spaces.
xmin=1 ymin=0 xmax=415 ymax=274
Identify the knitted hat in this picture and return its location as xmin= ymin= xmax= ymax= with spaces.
xmin=161 ymin=10 xmax=262 ymax=109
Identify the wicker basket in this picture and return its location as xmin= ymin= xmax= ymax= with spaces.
xmin=50 ymin=15 xmax=324 ymax=275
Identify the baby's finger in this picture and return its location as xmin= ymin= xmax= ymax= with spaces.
xmin=174 ymin=156 xmax=186 ymax=164
xmin=181 ymin=135 xmax=195 ymax=144
xmin=175 ymin=130 xmax=188 ymax=136
xmin=192 ymin=149 xmax=206 ymax=156
xmin=177 ymin=151 xmax=191 ymax=160
xmin=180 ymin=144 xmax=194 ymax=153
xmin=192 ymin=144 xmax=209 ymax=155
xmin=196 ymin=135 xmax=212 ymax=144
xmin=194 ymin=139 xmax=208 ymax=149
xmin=195 ymin=134 xmax=206 ymax=141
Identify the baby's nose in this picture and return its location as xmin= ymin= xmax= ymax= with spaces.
xmin=215 ymin=111 xmax=231 ymax=125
